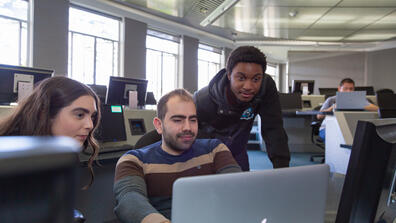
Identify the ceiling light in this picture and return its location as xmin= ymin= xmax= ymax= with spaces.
xmin=289 ymin=9 xmax=298 ymax=18
xmin=200 ymin=7 xmax=208 ymax=15
xmin=200 ymin=0 xmax=240 ymax=27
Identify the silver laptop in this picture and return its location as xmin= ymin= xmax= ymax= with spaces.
xmin=336 ymin=91 xmax=367 ymax=111
xmin=172 ymin=164 xmax=329 ymax=223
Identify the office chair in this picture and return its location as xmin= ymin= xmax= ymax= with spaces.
xmin=134 ymin=129 xmax=162 ymax=149
xmin=310 ymin=106 xmax=325 ymax=163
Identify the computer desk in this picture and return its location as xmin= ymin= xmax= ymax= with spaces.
xmin=324 ymin=111 xmax=378 ymax=174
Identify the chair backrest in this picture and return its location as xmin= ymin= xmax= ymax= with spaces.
xmin=377 ymin=93 xmax=396 ymax=118
xmin=134 ymin=129 xmax=162 ymax=149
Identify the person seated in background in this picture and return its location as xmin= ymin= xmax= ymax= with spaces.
xmin=113 ymin=89 xmax=241 ymax=223
xmin=0 ymin=76 xmax=101 ymax=187
xmin=316 ymin=77 xmax=378 ymax=142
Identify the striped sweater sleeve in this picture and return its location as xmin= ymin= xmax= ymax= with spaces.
xmin=114 ymin=154 xmax=170 ymax=223
xmin=212 ymin=143 xmax=242 ymax=173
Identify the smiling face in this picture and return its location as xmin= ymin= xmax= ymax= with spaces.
xmin=227 ymin=62 xmax=263 ymax=102
xmin=153 ymin=96 xmax=198 ymax=155
xmin=51 ymin=95 xmax=97 ymax=145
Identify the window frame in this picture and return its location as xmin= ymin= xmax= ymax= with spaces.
xmin=0 ymin=0 xmax=29 ymax=66
xmin=68 ymin=5 xmax=120 ymax=85
xmin=146 ymin=29 xmax=180 ymax=99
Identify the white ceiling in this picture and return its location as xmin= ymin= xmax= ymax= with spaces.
xmin=104 ymin=0 xmax=396 ymax=57
xmin=115 ymin=0 xmax=396 ymax=42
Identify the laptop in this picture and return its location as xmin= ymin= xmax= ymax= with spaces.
xmin=336 ymin=91 xmax=367 ymax=111
xmin=172 ymin=164 xmax=329 ymax=223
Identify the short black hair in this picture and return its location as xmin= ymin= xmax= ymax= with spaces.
xmin=226 ymin=46 xmax=267 ymax=75
xmin=156 ymin=89 xmax=194 ymax=120
xmin=339 ymin=78 xmax=355 ymax=87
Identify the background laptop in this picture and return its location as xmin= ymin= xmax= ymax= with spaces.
xmin=172 ymin=164 xmax=329 ymax=223
xmin=336 ymin=91 xmax=367 ymax=111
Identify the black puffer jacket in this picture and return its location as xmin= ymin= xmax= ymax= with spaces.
xmin=194 ymin=69 xmax=290 ymax=170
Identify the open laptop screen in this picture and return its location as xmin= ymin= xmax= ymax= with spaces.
xmin=336 ymin=91 xmax=368 ymax=111
xmin=172 ymin=164 xmax=329 ymax=223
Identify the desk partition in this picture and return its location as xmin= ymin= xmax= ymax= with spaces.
xmin=325 ymin=111 xmax=378 ymax=174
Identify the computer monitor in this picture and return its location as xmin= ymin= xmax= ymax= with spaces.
xmin=0 ymin=136 xmax=81 ymax=223
xmin=355 ymin=86 xmax=375 ymax=95
xmin=87 ymin=84 xmax=107 ymax=105
xmin=292 ymin=80 xmax=315 ymax=95
xmin=278 ymin=93 xmax=302 ymax=110
xmin=106 ymin=76 xmax=148 ymax=107
xmin=319 ymin=88 xmax=338 ymax=97
xmin=95 ymin=104 xmax=127 ymax=142
xmin=0 ymin=64 xmax=53 ymax=104
xmin=335 ymin=119 xmax=396 ymax=223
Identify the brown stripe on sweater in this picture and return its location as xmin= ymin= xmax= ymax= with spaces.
xmin=143 ymin=143 xmax=230 ymax=174
xmin=213 ymin=150 xmax=240 ymax=172
xmin=114 ymin=155 xmax=144 ymax=181
xmin=145 ymin=163 xmax=214 ymax=197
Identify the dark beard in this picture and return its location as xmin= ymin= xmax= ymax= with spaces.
xmin=162 ymin=130 xmax=196 ymax=153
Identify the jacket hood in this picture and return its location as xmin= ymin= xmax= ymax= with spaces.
xmin=207 ymin=68 xmax=229 ymax=107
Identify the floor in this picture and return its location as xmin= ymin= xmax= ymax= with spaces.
xmin=248 ymin=150 xmax=323 ymax=170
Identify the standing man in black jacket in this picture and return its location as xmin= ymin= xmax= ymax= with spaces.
xmin=194 ymin=46 xmax=290 ymax=171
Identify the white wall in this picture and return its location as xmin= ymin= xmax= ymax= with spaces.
xmin=367 ymin=48 xmax=396 ymax=92
xmin=288 ymin=51 xmax=366 ymax=94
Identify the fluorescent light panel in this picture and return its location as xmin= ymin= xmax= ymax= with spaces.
xmin=200 ymin=0 xmax=240 ymax=27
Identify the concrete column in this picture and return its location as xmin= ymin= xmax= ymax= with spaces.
xmin=122 ymin=17 xmax=147 ymax=79
xmin=179 ymin=35 xmax=198 ymax=93
xmin=31 ymin=0 xmax=69 ymax=76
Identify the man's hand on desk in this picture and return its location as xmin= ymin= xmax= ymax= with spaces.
xmin=317 ymin=105 xmax=335 ymax=120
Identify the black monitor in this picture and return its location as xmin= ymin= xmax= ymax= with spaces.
xmin=335 ymin=119 xmax=396 ymax=223
xmin=106 ymin=76 xmax=148 ymax=107
xmin=0 ymin=64 xmax=53 ymax=105
xmin=355 ymin=86 xmax=375 ymax=95
xmin=292 ymin=80 xmax=315 ymax=95
xmin=87 ymin=84 xmax=107 ymax=105
xmin=95 ymin=104 xmax=127 ymax=142
xmin=278 ymin=93 xmax=302 ymax=110
xmin=319 ymin=88 xmax=338 ymax=97
xmin=0 ymin=136 xmax=81 ymax=223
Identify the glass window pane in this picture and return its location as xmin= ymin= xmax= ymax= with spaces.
xmin=20 ymin=21 xmax=26 ymax=66
xmin=162 ymin=53 xmax=177 ymax=95
xmin=113 ymin=42 xmax=119 ymax=77
xmin=146 ymin=35 xmax=178 ymax=54
xmin=198 ymin=47 xmax=221 ymax=90
xmin=0 ymin=0 xmax=27 ymax=66
xmin=69 ymin=7 xmax=120 ymax=85
xmin=70 ymin=33 xmax=95 ymax=84
xmin=69 ymin=7 xmax=119 ymax=41
xmin=0 ymin=0 xmax=28 ymax=21
xmin=146 ymin=49 xmax=162 ymax=100
xmin=0 ymin=17 xmax=19 ymax=65
xmin=96 ymin=38 xmax=115 ymax=85
xmin=146 ymin=33 xmax=179 ymax=99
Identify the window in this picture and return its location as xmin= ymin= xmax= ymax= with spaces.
xmin=68 ymin=6 xmax=120 ymax=85
xmin=266 ymin=63 xmax=279 ymax=88
xmin=0 ymin=0 xmax=28 ymax=66
xmin=146 ymin=29 xmax=179 ymax=100
xmin=198 ymin=44 xmax=221 ymax=90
